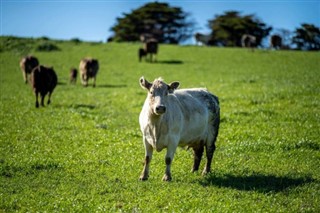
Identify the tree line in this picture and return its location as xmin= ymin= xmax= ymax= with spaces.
xmin=110 ymin=2 xmax=320 ymax=51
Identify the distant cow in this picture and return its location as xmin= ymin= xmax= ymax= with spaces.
xmin=139 ymin=38 xmax=158 ymax=63
xmin=270 ymin=35 xmax=282 ymax=50
xmin=241 ymin=34 xmax=256 ymax=50
xmin=20 ymin=55 xmax=39 ymax=83
xmin=79 ymin=58 xmax=99 ymax=87
xmin=69 ymin=68 xmax=78 ymax=84
xmin=194 ymin=33 xmax=212 ymax=46
xmin=31 ymin=65 xmax=58 ymax=108
xmin=139 ymin=77 xmax=220 ymax=181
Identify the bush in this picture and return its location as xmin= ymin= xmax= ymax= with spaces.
xmin=36 ymin=42 xmax=60 ymax=51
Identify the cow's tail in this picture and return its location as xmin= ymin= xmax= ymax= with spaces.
xmin=208 ymin=94 xmax=220 ymax=146
xmin=212 ymin=95 xmax=220 ymax=144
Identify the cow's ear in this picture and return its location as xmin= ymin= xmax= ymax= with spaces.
xmin=139 ymin=76 xmax=152 ymax=90
xmin=168 ymin=81 xmax=179 ymax=93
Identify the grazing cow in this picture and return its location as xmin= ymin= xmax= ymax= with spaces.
xmin=139 ymin=38 xmax=158 ymax=63
xmin=241 ymin=34 xmax=256 ymax=51
xmin=194 ymin=33 xmax=212 ymax=46
xmin=79 ymin=58 xmax=99 ymax=87
xmin=140 ymin=33 xmax=154 ymax=43
xmin=270 ymin=35 xmax=282 ymax=50
xmin=19 ymin=55 xmax=39 ymax=83
xmin=139 ymin=77 xmax=220 ymax=181
xmin=31 ymin=65 xmax=58 ymax=108
xmin=69 ymin=68 xmax=78 ymax=84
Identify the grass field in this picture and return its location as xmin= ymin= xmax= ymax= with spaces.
xmin=0 ymin=37 xmax=319 ymax=212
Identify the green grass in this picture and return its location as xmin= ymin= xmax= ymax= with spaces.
xmin=0 ymin=37 xmax=319 ymax=212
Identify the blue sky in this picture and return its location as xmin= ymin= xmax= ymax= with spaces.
xmin=1 ymin=0 xmax=319 ymax=44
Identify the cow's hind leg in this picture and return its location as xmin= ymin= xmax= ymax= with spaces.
xmin=192 ymin=144 xmax=204 ymax=172
xmin=40 ymin=93 xmax=46 ymax=107
xmin=35 ymin=91 xmax=39 ymax=108
xmin=23 ymin=71 xmax=28 ymax=84
xmin=203 ymin=142 xmax=216 ymax=175
xmin=92 ymin=77 xmax=96 ymax=88
xmin=47 ymin=91 xmax=53 ymax=105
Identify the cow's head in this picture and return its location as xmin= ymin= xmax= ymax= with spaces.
xmin=140 ymin=77 xmax=179 ymax=115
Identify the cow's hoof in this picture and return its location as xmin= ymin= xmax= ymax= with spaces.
xmin=139 ymin=175 xmax=148 ymax=181
xmin=162 ymin=174 xmax=172 ymax=181
xmin=191 ymin=168 xmax=199 ymax=173
xmin=202 ymin=170 xmax=210 ymax=176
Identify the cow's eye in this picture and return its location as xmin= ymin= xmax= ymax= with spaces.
xmin=150 ymin=91 xmax=153 ymax=95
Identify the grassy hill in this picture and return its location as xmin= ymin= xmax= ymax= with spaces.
xmin=0 ymin=36 xmax=319 ymax=212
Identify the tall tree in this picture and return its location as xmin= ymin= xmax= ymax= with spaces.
xmin=111 ymin=2 xmax=195 ymax=44
xmin=292 ymin=23 xmax=320 ymax=50
xmin=208 ymin=11 xmax=272 ymax=47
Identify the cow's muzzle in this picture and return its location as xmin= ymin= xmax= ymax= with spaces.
xmin=155 ymin=105 xmax=166 ymax=115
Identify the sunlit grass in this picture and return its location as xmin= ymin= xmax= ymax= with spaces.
xmin=0 ymin=38 xmax=319 ymax=212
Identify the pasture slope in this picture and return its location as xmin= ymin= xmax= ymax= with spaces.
xmin=0 ymin=37 xmax=319 ymax=212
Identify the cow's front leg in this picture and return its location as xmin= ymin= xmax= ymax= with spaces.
xmin=82 ymin=74 xmax=88 ymax=87
xmin=162 ymin=144 xmax=177 ymax=181
xmin=139 ymin=138 xmax=153 ymax=181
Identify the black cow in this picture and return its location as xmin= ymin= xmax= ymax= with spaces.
xmin=31 ymin=65 xmax=58 ymax=108
xmin=270 ymin=35 xmax=282 ymax=50
xmin=69 ymin=68 xmax=78 ymax=84
xmin=139 ymin=38 xmax=158 ymax=63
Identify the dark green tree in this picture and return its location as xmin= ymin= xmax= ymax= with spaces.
xmin=111 ymin=2 xmax=195 ymax=44
xmin=292 ymin=23 xmax=320 ymax=50
xmin=208 ymin=11 xmax=272 ymax=47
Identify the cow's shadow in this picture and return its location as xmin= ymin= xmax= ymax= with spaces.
xmin=97 ymin=84 xmax=127 ymax=88
xmin=157 ymin=60 xmax=184 ymax=65
xmin=197 ymin=172 xmax=315 ymax=193
xmin=71 ymin=104 xmax=96 ymax=110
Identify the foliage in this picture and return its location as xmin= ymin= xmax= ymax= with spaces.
xmin=292 ymin=23 xmax=320 ymax=51
xmin=111 ymin=2 xmax=195 ymax=44
xmin=36 ymin=42 xmax=60 ymax=52
xmin=208 ymin=11 xmax=272 ymax=47
xmin=0 ymin=37 xmax=319 ymax=212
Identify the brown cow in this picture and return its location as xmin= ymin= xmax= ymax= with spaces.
xmin=20 ymin=55 xmax=39 ymax=83
xmin=69 ymin=68 xmax=78 ymax=84
xmin=241 ymin=34 xmax=257 ymax=51
xmin=31 ymin=65 xmax=58 ymax=108
xmin=79 ymin=58 xmax=99 ymax=87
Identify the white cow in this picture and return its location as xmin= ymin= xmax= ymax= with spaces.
xmin=139 ymin=77 xmax=220 ymax=181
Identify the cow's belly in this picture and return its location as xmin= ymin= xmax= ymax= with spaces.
xmin=178 ymin=115 xmax=209 ymax=147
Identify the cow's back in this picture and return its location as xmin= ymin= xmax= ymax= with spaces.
xmin=166 ymin=88 xmax=219 ymax=146
xmin=32 ymin=66 xmax=57 ymax=93
xmin=144 ymin=39 xmax=158 ymax=54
